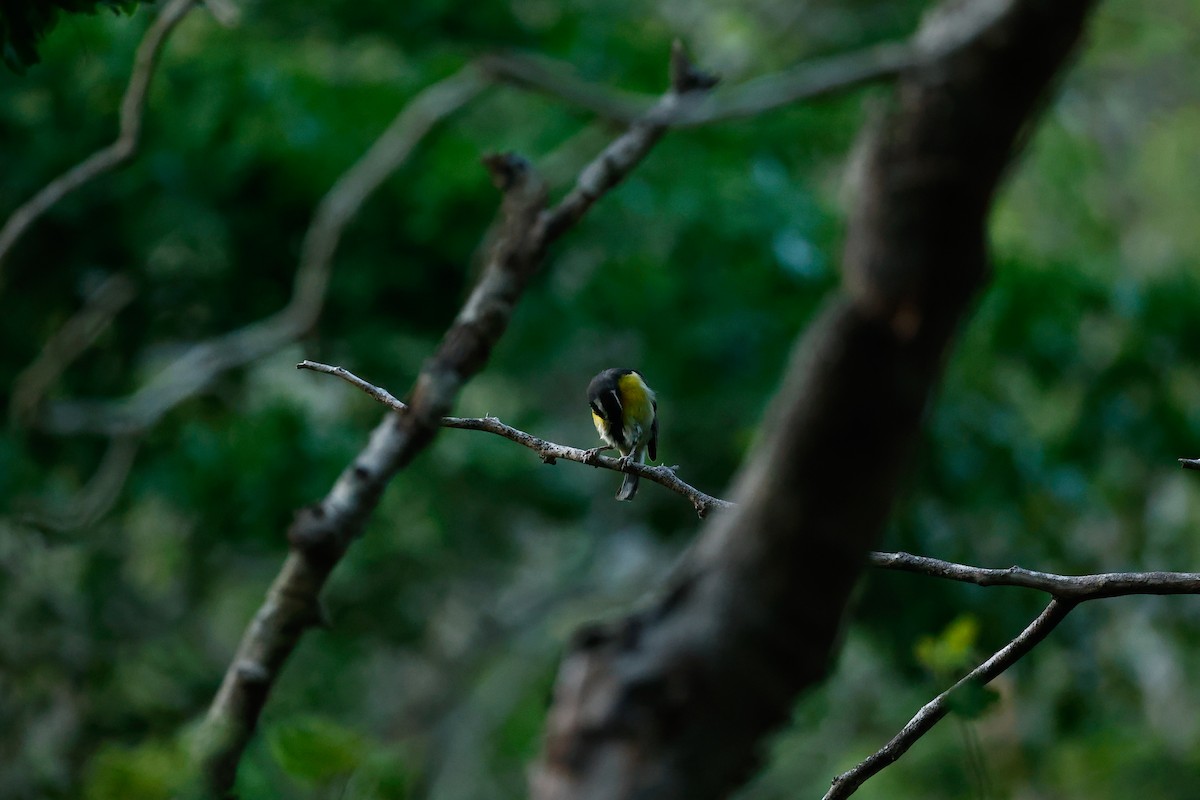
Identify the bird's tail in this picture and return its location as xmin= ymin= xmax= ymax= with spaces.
xmin=615 ymin=450 xmax=644 ymax=501
xmin=615 ymin=473 xmax=639 ymax=501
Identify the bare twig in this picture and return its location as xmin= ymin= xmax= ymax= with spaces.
xmin=196 ymin=51 xmax=719 ymax=796
xmin=480 ymin=40 xmax=912 ymax=128
xmin=0 ymin=0 xmax=199 ymax=274
xmin=35 ymin=67 xmax=485 ymax=438
xmin=869 ymin=551 xmax=1200 ymax=598
xmin=827 ymin=553 xmax=1200 ymax=798
xmin=823 ymin=599 xmax=1077 ymax=800
xmin=1179 ymin=457 xmax=1200 ymax=471
xmin=295 ymin=360 xmax=405 ymax=410
xmin=296 ymin=359 xmax=733 ymax=517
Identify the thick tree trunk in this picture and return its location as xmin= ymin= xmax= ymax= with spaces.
xmin=530 ymin=1 xmax=1099 ymax=798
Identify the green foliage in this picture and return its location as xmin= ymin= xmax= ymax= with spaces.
xmin=267 ymin=716 xmax=366 ymax=785
xmin=915 ymin=616 xmax=1000 ymax=721
xmin=3 ymin=0 xmax=1200 ymax=798
xmin=1 ymin=0 xmax=143 ymax=73
xmin=914 ymin=615 xmax=981 ymax=677
xmin=82 ymin=738 xmax=194 ymax=800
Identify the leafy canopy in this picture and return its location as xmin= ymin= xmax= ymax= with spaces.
xmin=1 ymin=0 xmax=143 ymax=73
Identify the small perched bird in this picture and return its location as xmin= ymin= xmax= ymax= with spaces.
xmin=586 ymin=368 xmax=658 ymax=501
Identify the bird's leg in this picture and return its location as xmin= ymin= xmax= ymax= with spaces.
xmin=583 ymin=445 xmax=613 ymax=464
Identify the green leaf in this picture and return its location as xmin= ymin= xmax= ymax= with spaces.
xmin=915 ymin=614 xmax=981 ymax=677
xmin=83 ymin=739 xmax=195 ymax=800
xmin=267 ymin=716 xmax=366 ymax=784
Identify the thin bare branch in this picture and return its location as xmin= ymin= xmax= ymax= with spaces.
xmin=823 ymin=599 xmax=1077 ymax=800
xmin=295 ymin=360 xmax=406 ymax=410
xmin=296 ymin=359 xmax=733 ymax=517
xmin=35 ymin=67 xmax=485 ymax=438
xmin=480 ymin=40 xmax=912 ymax=128
xmin=828 ymin=552 xmax=1200 ymax=799
xmin=870 ymin=551 xmax=1200 ymax=599
xmin=1179 ymin=457 xmax=1200 ymax=471
xmin=0 ymin=0 xmax=199 ymax=274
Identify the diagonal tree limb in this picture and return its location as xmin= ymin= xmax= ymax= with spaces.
xmin=295 ymin=358 xmax=733 ymax=517
xmin=34 ymin=66 xmax=486 ymax=438
xmin=193 ymin=153 xmax=548 ymax=796
xmin=823 ymin=598 xmax=1077 ymax=800
xmin=0 ymin=0 xmax=199 ymax=275
xmin=529 ymin=1 xmax=1099 ymax=798
xmin=194 ymin=51 xmax=719 ymax=797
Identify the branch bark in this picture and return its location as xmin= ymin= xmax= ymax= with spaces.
xmin=195 ymin=52 xmax=719 ymax=796
xmin=529 ymin=1 xmax=1099 ymax=798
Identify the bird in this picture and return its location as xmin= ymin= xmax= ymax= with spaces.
xmin=586 ymin=368 xmax=658 ymax=501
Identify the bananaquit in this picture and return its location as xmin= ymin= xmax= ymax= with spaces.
xmin=587 ymin=368 xmax=658 ymax=501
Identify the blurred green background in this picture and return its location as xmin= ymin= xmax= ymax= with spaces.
xmin=3 ymin=0 xmax=1200 ymax=798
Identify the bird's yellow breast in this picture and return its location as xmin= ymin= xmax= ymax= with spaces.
xmin=617 ymin=372 xmax=655 ymax=430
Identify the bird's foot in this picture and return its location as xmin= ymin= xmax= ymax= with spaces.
xmin=583 ymin=445 xmax=612 ymax=465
